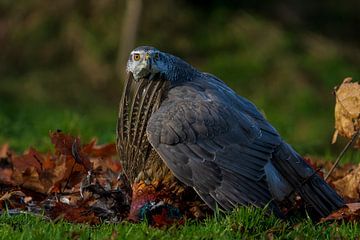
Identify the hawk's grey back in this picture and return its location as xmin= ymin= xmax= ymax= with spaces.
xmin=124 ymin=47 xmax=344 ymax=219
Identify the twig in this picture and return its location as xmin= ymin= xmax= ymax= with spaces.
xmin=62 ymin=161 xmax=76 ymax=192
xmin=33 ymin=154 xmax=43 ymax=171
xmin=325 ymin=128 xmax=360 ymax=180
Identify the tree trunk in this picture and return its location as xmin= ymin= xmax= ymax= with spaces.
xmin=117 ymin=0 xmax=143 ymax=83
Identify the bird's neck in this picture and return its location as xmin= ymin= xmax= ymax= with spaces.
xmin=163 ymin=54 xmax=201 ymax=83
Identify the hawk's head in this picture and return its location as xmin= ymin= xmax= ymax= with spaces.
xmin=127 ymin=46 xmax=168 ymax=81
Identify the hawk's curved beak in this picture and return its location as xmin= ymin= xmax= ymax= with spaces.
xmin=145 ymin=53 xmax=150 ymax=61
xmin=145 ymin=53 xmax=152 ymax=70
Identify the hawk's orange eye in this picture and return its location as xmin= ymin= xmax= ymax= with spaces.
xmin=133 ymin=54 xmax=141 ymax=61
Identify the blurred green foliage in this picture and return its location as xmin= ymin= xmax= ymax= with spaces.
xmin=0 ymin=0 xmax=359 ymax=157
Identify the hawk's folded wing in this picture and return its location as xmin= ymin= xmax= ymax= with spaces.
xmin=146 ymin=97 xmax=283 ymax=214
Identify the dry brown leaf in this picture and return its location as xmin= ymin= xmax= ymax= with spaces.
xmin=321 ymin=203 xmax=360 ymax=222
xmin=42 ymin=154 xmax=56 ymax=170
xmin=50 ymin=130 xmax=78 ymax=156
xmin=85 ymin=142 xmax=117 ymax=157
xmin=50 ymin=131 xmax=92 ymax=171
xmin=48 ymin=132 xmax=94 ymax=192
xmin=332 ymin=163 xmax=360 ymax=200
xmin=332 ymin=77 xmax=360 ymax=148
xmin=11 ymin=148 xmax=42 ymax=173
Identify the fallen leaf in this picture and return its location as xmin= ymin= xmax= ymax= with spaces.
xmin=50 ymin=130 xmax=78 ymax=156
xmin=332 ymin=164 xmax=360 ymax=200
xmin=321 ymin=203 xmax=360 ymax=222
xmin=11 ymin=148 xmax=42 ymax=173
xmin=82 ymin=140 xmax=117 ymax=158
xmin=332 ymin=77 xmax=360 ymax=148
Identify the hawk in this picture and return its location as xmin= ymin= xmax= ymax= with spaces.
xmin=117 ymin=46 xmax=344 ymax=221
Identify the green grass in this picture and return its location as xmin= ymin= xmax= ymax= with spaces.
xmin=0 ymin=208 xmax=359 ymax=240
xmin=0 ymin=101 xmax=117 ymax=152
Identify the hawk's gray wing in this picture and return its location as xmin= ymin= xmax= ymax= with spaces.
xmin=146 ymin=87 xmax=283 ymax=214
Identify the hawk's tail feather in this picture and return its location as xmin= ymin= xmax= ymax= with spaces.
xmin=272 ymin=142 xmax=344 ymax=218
xmin=298 ymin=176 xmax=344 ymax=217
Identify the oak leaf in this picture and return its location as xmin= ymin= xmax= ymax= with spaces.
xmin=332 ymin=78 xmax=360 ymax=148
xmin=332 ymin=164 xmax=360 ymax=200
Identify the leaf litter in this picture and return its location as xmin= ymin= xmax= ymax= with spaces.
xmin=0 ymin=130 xmax=130 ymax=224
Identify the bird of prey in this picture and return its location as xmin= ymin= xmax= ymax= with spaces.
xmin=117 ymin=46 xmax=344 ymax=220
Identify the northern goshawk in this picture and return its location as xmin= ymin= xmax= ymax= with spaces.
xmin=117 ymin=46 xmax=344 ymax=220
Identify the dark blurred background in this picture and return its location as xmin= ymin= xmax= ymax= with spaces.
xmin=0 ymin=0 xmax=359 ymax=157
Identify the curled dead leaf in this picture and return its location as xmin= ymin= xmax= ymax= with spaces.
xmin=332 ymin=77 xmax=360 ymax=148
xmin=332 ymin=163 xmax=360 ymax=200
